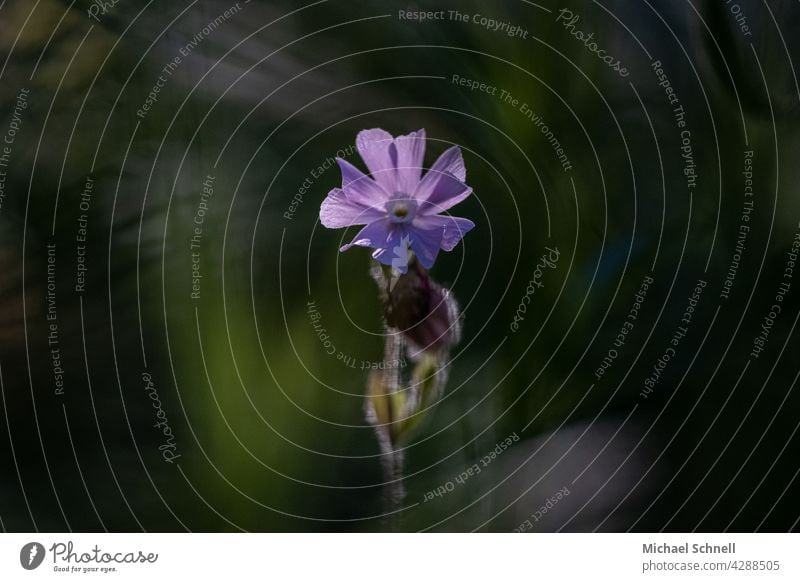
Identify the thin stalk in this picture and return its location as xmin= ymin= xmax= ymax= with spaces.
xmin=378 ymin=329 xmax=405 ymax=528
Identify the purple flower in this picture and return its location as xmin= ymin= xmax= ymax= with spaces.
xmin=319 ymin=128 xmax=475 ymax=273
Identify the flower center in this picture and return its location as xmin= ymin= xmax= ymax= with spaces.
xmin=385 ymin=197 xmax=417 ymax=224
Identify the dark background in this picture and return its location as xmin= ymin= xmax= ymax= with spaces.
xmin=1 ymin=0 xmax=799 ymax=531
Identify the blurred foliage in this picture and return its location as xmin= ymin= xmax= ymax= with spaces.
xmin=0 ymin=0 xmax=799 ymax=532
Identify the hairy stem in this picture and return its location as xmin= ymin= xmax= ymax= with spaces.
xmin=376 ymin=432 xmax=405 ymax=530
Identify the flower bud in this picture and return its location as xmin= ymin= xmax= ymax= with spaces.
xmin=372 ymin=258 xmax=461 ymax=356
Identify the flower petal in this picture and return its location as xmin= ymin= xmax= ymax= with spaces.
xmin=393 ymin=129 xmax=426 ymax=194
xmin=373 ymin=228 xmax=413 ymax=273
xmin=429 ymin=145 xmax=466 ymax=182
xmin=441 ymin=216 xmax=475 ymax=251
xmin=407 ymin=219 xmax=444 ymax=269
xmin=415 ymin=171 xmax=473 ymax=214
xmin=356 ymin=128 xmax=397 ymax=192
xmin=337 ymin=158 xmax=389 ymax=204
xmin=339 ymin=219 xmax=391 ymax=251
xmin=319 ymin=188 xmax=385 ymax=228
xmin=340 ymin=220 xmax=412 ymax=272
xmin=415 ymin=214 xmax=475 ymax=251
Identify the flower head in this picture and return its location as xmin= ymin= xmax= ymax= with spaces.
xmin=320 ymin=128 xmax=475 ymax=273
